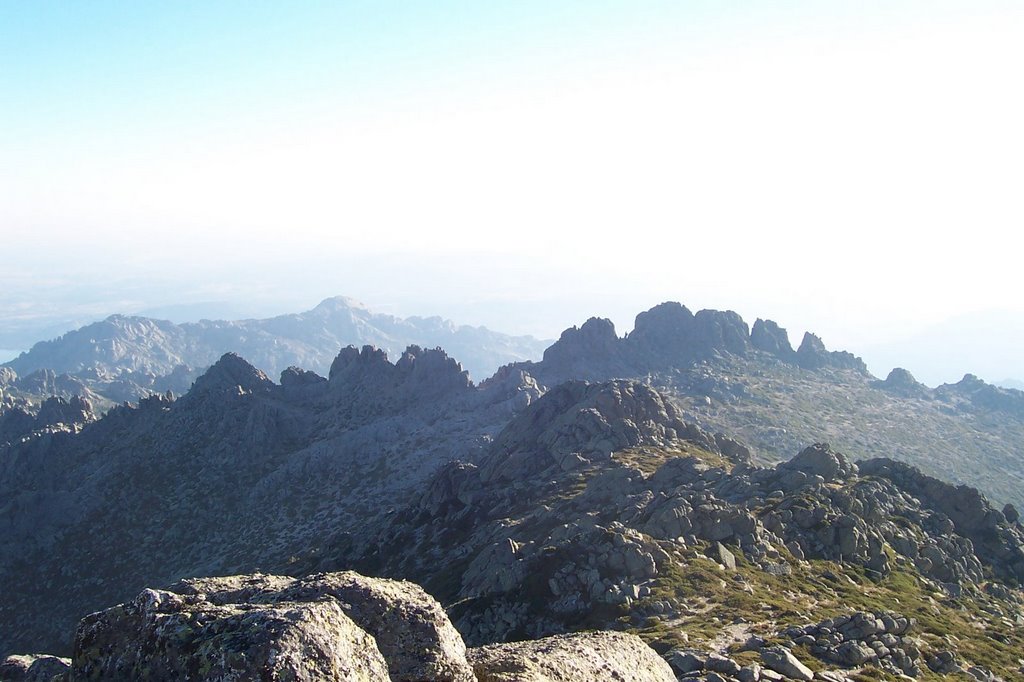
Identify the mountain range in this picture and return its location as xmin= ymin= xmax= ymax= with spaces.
xmin=2 ymin=299 xmax=1024 ymax=680
xmin=0 ymin=296 xmax=548 ymax=409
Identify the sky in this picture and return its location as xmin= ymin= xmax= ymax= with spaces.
xmin=2 ymin=1 xmax=1023 ymax=384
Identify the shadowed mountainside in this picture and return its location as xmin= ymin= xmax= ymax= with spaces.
xmin=0 ymin=346 xmax=542 ymax=657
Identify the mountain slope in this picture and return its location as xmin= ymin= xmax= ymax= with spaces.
xmin=504 ymin=302 xmax=1024 ymax=511
xmin=0 ymin=346 xmax=541 ymax=657
xmin=2 ymin=345 xmax=1024 ymax=678
xmin=5 ymin=301 xmax=1024 ymax=678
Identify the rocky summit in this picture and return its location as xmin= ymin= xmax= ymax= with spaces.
xmin=2 ymin=300 xmax=1024 ymax=679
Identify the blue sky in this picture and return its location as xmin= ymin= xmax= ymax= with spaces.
xmin=2 ymin=1 xmax=1023 ymax=383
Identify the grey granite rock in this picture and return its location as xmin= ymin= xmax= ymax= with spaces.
xmin=468 ymin=631 xmax=675 ymax=682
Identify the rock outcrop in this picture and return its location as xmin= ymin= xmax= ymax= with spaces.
xmin=541 ymin=317 xmax=630 ymax=380
xmin=628 ymin=302 xmax=698 ymax=366
xmin=187 ymin=352 xmax=274 ymax=397
xmin=469 ymin=631 xmax=676 ymax=682
xmin=0 ymin=395 xmax=95 ymax=446
xmin=480 ymin=379 xmax=697 ymax=483
xmin=365 ymin=399 xmax=1024 ymax=662
xmin=327 ymin=344 xmax=472 ymax=405
xmin=170 ymin=572 xmax=475 ymax=681
xmin=3 ymin=571 xmax=672 ymax=682
xmin=517 ymin=302 xmax=873 ymax=394
xmin=872 ymin=367 xmax=930 ymax=398
xmin=781 ymin=610 xmax=921 ymax=676
xmin=74 ymin=590 xmax=390 ymax=681
xmin=937 ymin=373 xmax=1024 ymax=418
xmin=750 ymin=318 xmax=796 ymax=360
xmin=0 ymin=655 xmax=70 ymax=682
xmin=859 ymin=457 xmax=1024 ymax=583
xmin=780 ymin=443 xmax=858 ymax=483
xmin=796 ymin=332 xmax=867 ymax=373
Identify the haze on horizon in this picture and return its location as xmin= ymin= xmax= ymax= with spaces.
xmin=2 ymin=1 xmax=1023 ymax=386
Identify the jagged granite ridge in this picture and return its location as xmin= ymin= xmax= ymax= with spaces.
xmin=0 ymin=346 xmax=543 ymax=657
xmin=497 ymin=303 xmax=1024 ymax=511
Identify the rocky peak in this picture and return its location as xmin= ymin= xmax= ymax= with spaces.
xmin=691 ymin=309 xmax=750 ymax=357
xmin=873 ymin=367 xmax=930 ymax=398
xmin=477 ymin=365 xmax=544 ymax=413
xmin=394 ymin=345 xmax=472 ymax=395
xmin=628 ymin=302 xmax=696 ymax=364
xmin=479 ymin=380 xmax=689 ymax=483
xmin=796 ymin=332 xmax=868 ymax=373
xmin=279 ymin=366 xmax=326 ymax=388
xmin=188 ymin=353 xmax=272 ymax=396
xmin=327 ymin=345 xmax=390 ymax=381
xmin=35 ymin=396 xmax=93 ymax=429
xmin=938 ymin=373 xmax=1024 ymax=418
xmin=541 ymin=317 xmax=621 ymax=369
xmin=326 ymin=345 xmax=472 ymax=407
xmin=779 ymin=442 xmax=858 ymax=482
xmin=312 ymin=295 xmax=368 ymax=313
xmin=14 ymin=369 xmax=58 ymax=395
xmin=750 ymin=318 xmax=795 ymax=359
xmin=795 ymin=332 xmax=830 ymax=369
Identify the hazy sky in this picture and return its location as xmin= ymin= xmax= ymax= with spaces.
xmin=2 ymin=1 xmax=1023 ymax=383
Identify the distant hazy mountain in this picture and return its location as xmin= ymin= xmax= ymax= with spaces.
xmin=2 ymin=296 xmax=549 ymax=387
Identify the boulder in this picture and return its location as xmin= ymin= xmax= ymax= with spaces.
xmin=174 ymin=571 xmax=476 ymax=682
xmin=707 ymin=541 xmax=737 ymax=571
xmin=0 ymin=654 xmax=70 ymax=681
xmin=468 ymin=631 xmax=675 ymax=681
xmin=781 ymin=443 xmax=857 ymax=483
xmin=761 ymin=646 xmax=814 ymax=681
xmin=72 ymin=589 xmax=389 ymax=681
xmin=667 ymin=649 xmax=706 ymax=674
xmin=706 ymin=653 xmax=742 ymax=675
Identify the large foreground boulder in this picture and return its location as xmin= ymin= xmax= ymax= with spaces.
xmin=169 ymin=572 xmax=475 ymax=682
xmin=73 ymin=590 xmax=388 ymax=681
xmin=468 ymin=631 xmax=676 ymax=682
